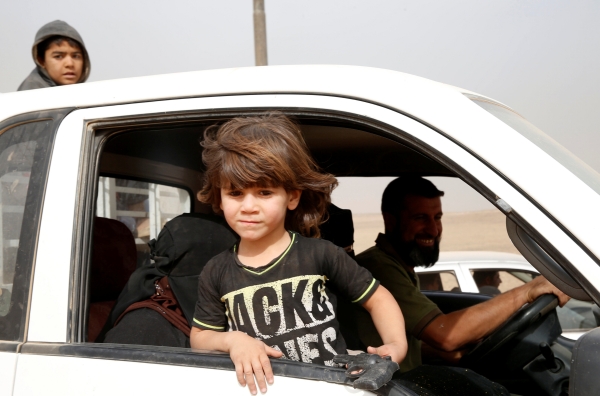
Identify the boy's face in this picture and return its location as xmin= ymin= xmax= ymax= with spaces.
xmin=39 ymin=41 xmax=83 ymax=85
xmin=220 ymin=185 xmax=301 ymax=243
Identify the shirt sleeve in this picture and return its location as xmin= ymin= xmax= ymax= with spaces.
xmin=192 ymin=261 xmax=227 ymax=331
xmin=322 ymin=243 xmax=380 ymax=305
xmin=357 ymin=250 xmax=441 ymax=338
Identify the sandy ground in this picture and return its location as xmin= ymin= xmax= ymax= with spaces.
xmin=353 ymin=209 xmax=519 ymax=255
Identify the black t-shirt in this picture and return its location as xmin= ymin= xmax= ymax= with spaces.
xmin=193 ymin=232 xmax=379 ymax=366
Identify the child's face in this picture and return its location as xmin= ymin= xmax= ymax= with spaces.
xmin=220 ymin=185 xmax=301 ymax=243
xmin=39 ymin=41 xmax=83 ymax=85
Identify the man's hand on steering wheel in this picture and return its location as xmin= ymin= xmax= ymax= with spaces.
xmin=419 ymin=275 xmax=570 ymax=358
xmin=459 ymin=276 xmax=570 ymax=364
xmin=525 ymin=276 xmax=570 ymax=307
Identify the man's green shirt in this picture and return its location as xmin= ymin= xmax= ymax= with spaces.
xmin=355 ymin=233 xmax=441 ymax=372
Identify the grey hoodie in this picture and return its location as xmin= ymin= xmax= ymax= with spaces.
xmin=17 ymin=20 xmax=91 ymax=91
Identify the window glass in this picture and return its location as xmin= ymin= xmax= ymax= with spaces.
xmin=418 ymin=271 xmax=461 ymax=292
xmin=559 ymin=300 xmax=596 ymax=332
xmin=96 ymin=177 xmax=191 ymax=266
xmin=0 ymin=141 xmax=37 ymax=316
xmin=0 ymin=117 xmax=56 ymax=341
xmin=467 ymin=94 xmax=600 ymax=195
xmin=498 ymin=270 xmax=531 ymax=292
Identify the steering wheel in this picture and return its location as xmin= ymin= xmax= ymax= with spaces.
xmin=460 ymin=293 xmax=559 ymax=366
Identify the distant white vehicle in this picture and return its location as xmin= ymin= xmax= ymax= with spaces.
xmin=415 ymin=251 xmax=596 ymax=340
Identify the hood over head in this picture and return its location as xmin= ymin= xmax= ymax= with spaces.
xmin=18 ymin=20 xmax=91 ymax=91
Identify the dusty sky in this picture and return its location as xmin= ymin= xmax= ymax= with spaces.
xmin=1 ymin=1 xmax=599 ymax=213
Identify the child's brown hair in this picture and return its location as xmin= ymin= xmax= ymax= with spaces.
xmin=198 ymin=112 xmax=338 ymax=238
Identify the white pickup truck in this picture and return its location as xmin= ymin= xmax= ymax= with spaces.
xmin=0 ymin=65 xmax=599 ymax=395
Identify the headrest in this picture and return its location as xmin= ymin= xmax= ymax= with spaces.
xmin=90 ymin=217 xmax=137 ymax=302
xmin=150 ymin=213 xmax=238 ymax=277
xmin=320 ymin=203 xmax=354 ymax=248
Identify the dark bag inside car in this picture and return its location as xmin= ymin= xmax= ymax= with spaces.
xmin=98 ymin=213 xmax=237 ymax=345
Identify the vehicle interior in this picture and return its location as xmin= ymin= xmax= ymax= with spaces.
xmin=81 ymin=109 xmax=594 ymax=396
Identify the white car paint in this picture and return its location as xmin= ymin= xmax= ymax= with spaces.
xmin=0 ymin=352 xmax=18 ymax=396
xmin=12 ymin=353 xmax=369 ymax=396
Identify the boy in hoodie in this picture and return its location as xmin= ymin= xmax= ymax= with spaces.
xmin=18 ymin=20 xmax=91 ymax=91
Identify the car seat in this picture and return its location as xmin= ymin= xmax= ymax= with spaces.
xmin=87 ymin=217 xmax=137 ymax=342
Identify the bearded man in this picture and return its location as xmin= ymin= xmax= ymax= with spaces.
xmin=354 ymin=176 xmax=568 ymax=374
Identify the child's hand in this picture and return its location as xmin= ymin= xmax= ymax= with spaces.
xmin=367 ymin=342 xmax=407 ymax=364
xmin=227 ymin=331 xmax=283 ymax=395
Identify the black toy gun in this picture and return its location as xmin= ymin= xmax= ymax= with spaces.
xmin=333 ymin=353 xmax=399 ymax=390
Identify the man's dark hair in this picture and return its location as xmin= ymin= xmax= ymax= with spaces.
xmin=381 ymin=176 xmax=445 ymax=214
xmin=36 ymin=35 xmax=82 ymax=61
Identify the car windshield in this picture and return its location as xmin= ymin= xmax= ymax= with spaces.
xmin=466 ymin=94 xmax=600 ymax=195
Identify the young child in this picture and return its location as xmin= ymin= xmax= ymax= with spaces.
xmin=190 ymin=113 xmax=407 ymax=394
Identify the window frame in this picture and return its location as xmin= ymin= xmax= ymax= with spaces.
xmin=21 ymin=94 xmax=590 ymax=364
xmin=77 ymin=107 xmax=505 ymax=341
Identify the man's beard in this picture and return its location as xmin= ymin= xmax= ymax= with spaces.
xmin=395 ymin=237 xmax=440 ymax=268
